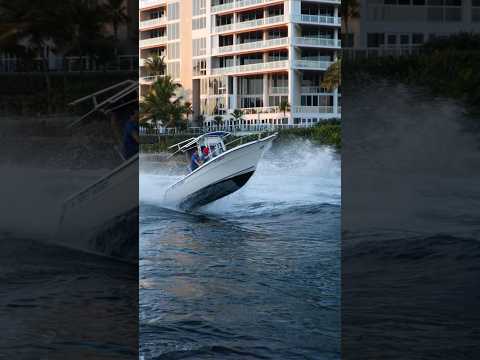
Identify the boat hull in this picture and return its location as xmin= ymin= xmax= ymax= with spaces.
xmin=55 ymin=155 xmax=139 ymax=261
xmin=164 ymin=135 xmax=275 ymax=210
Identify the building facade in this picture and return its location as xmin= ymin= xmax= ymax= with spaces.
xmin=346 ymin=0 xmax=480 ymax=50
xmin=139 ymin=0 xmax=341 ymax=126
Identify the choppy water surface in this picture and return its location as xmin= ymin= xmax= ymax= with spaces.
xmin=342 ymin=80 xmax=480 ymax=359
xmin=140 ymin=140 xmax=341 ymax=359
xmin=0 ymin=167 xmax=138 ymax=359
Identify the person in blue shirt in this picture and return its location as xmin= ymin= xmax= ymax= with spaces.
xmin=191 ymin=149 xmax=202 ymax=171
xmin=123 ymin=110 xmax=139 ymax=159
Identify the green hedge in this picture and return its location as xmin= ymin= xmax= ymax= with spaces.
xmin=277 ymin=120 xmax=341 ymax=149
xmin=344 ymin=33 xmax=480 ymax=115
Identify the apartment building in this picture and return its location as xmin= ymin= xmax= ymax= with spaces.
xmin=139 ymin=0 xmax=341 ymax=126
xmin=346 ymin=0 xmax=480 ymax=49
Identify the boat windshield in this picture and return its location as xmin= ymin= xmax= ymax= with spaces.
xmin=168 ymin=132 xmax=230 ymax=171
xmin=199 ymin=135 xmax=226 ymax=162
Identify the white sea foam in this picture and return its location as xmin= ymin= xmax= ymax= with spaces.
xmin=139 ymin=139 xmax=341 ymax=217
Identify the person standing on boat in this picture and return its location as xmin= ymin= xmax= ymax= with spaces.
xmin=191 ymin=149 xmax=202 ymax=171
xmin=200 ymin=145 xmax=210 ymax=162
xmin=123 ymin=110 xmax=140 ymax=159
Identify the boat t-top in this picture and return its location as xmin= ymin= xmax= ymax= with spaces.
xmin=164 ymin=131 xmax=277 ymax=210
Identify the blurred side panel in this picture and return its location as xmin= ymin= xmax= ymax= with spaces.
xmin=342 ymin=2 xmax=480 ymax=359
xmin=0 ymin=0 xmax=139 ymax=358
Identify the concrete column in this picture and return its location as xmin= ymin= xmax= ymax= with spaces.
xmin=232 ymin=75 xmax=238 ymax=110
xmin=263 ymin=74 xmax=269 ymax=108
xmin=288 ymin=69 xmax=300 ymax=124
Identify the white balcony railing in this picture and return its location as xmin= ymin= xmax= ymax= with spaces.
xmin=139 ymin=17 xmax=167 ymax=29
xmin=140 ymin=0 xmax=166 ymax=9
xmin=211 ymin=1 xmax=235 ymax=13
xmin=295 ymin=59 xmax=333 ymax=70
xmin=293 ymin=14 xmax=341 ymax=26
xmin=139 ymin=36 xmax=167 ymax=48
xmin=213 ymin=37 xmax=289 ymax=55
xmin=241 ymin=106 xmax=281 ymax=115
xmin=292 ymin=106 xmax=335 ymax=114
xmin=214 ymin=23 xmax=234 ymax=33
xmin=140 ymin=75 xmax=164 ymax=84
xmin=300 ymin=87 xmax=328 ymax=94
xmin=271 ymin=87 xmax=288 ymax=94
xmin=304 ymin=0 xmax=341 ymax=4
xmin=211 ymin=0 xmax=283 ymax=14
xmin=211 ymin=60 xmax=288 ymax=75
xmin=295 ymin=37 xmax=341 ymax=48
xmin=214 ymin=15 xmax=286 ymax=33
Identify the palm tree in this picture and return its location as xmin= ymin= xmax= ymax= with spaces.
xmin=0 ymin=0 xmax=74 ymax=112
xmin=213 ymin=115 xmax=223 ymax=127
xmin=184 ymin=101 xmax=193 ymax=124
xmin=144 ymin=54 xmax=166 ymax=76
xmin=230 ymin=109 xmax=244 ymax=125
xmin=64 ymin=1 xmax=114 ymax=71
xmin=140 ymin=76 xmax=189 ymax=129
xmin=279 ymin=100 xmax=290 ymax=117
xmin=103 ymin=0 xmax=130 ymax=55
xmin=321 ymin=59 xmax=341 ymax=92
xmin=341 ymin=0 xmax=360 ymax=41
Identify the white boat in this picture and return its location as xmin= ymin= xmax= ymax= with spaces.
xmin=164 ymin=131 xmax=277 ymax=210
xmin=55 ymin=154 xmax=139 ymax=261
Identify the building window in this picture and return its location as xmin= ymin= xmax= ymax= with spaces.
xmin=167 ymin=62 xmax=180 ymax=79
xmin=474 ymin=0 xmax=480 ymax=22
xmin=167 ymin=42 xmax=180 ymax=59
xmin=387 ymin=34 xmax=397 ymax=45
xmin=444 ymin=7 xmax=462 ymax=21
xmin=193 ymin=59 xmax=207 ymax=76
xmin=193 ymin=0 xmax=206 ymax=16
xmin=192 ymin=17 xmax=206 ymax=30
xmin=192 ymin=38 xmax=206 ymax=57
xmin=167 ymin=23 xmax=179 ymax=40
xmin=367 ymin=33 xmax=385 ymax=47
xmin=168 ymin=2 xmax=180 ymax=20
xmin=412 ymin=33 xmax=424 ymax=44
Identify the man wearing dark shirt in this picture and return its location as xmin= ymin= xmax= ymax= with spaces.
xmin=191 ymin=149 xmax=202 ymax=171
xmin=123 ymin=111 xmax=139 ymax=159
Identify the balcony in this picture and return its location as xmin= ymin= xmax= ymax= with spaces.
xmin=211 ymin=0 xmax=284 ymax=14
xmin=271 ymin=87 xmax=288 ymax=94
xmin=140 ymin=0 xmax=166 ymax=9
xmin=305 ymin=0 xmax=341 ymax=4
xmin=292 ymin=106 xmax=335 ymax=114
xmin=300 ymin=86 xmax=328 ymax=93
xmin=213 ymin=37 xmax=289 ymax=55
xmin=211 ymin=60 xmax=288 ymax=76
xmin=214 ymin=15 xmax=286 ymax=33
xmin=139 ymin=17 xmax=167 ymax=30
xmin=139 ymin=36 xmax=167 ymax=48
xmin=292 ymin=14 xmax=341 ymax=26
xmin=295 ymin=59 xmax=333 ymax=70
xmin=295 ymin=37 xmax=341 ymax=48
xmin=139 ymin=75 xmax=164 ymax=85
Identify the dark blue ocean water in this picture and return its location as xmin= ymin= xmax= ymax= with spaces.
xmin=139 ymin=140 xmax=341 ymax=359
xmin=0 ymin=168 xmax=138 ymax=359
